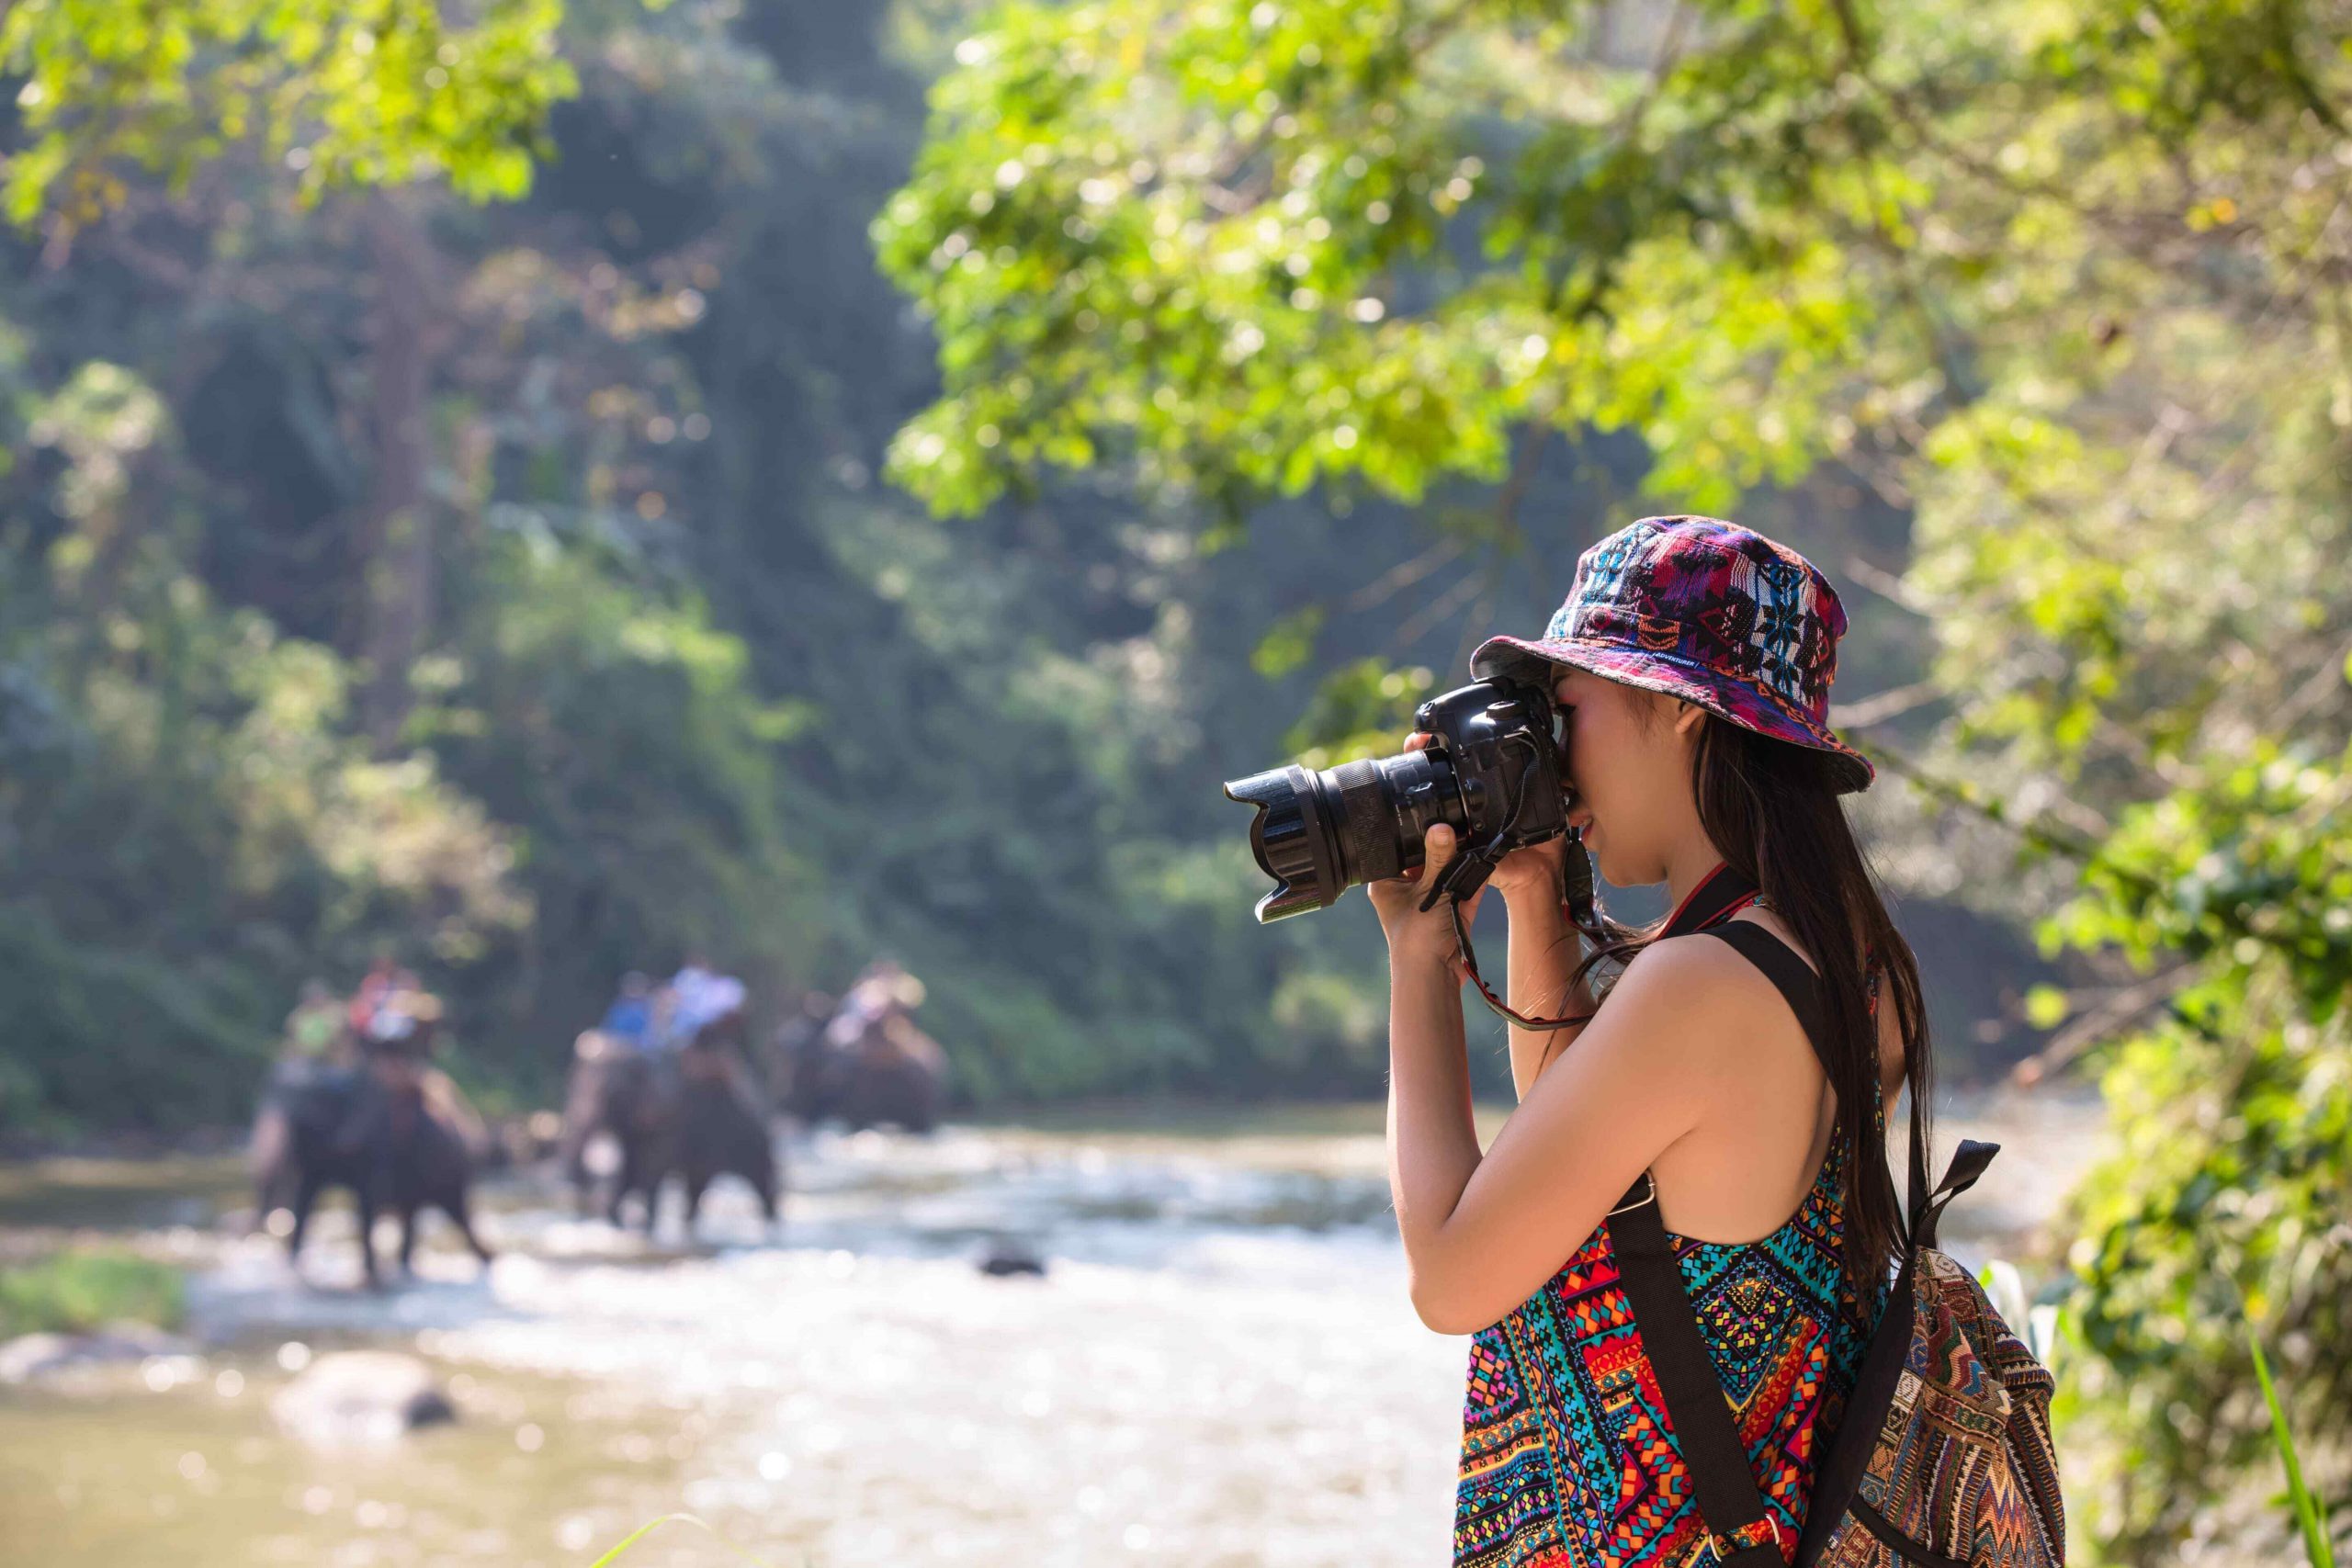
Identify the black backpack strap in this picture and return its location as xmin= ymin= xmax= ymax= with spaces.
xmin=1794 ymin=1141 xmax=2008 ymax=1567
xmin=1610 ymin=919 xmax=2012 ymax=1567
xmin=1601 ymin=919 xmax=1829 ymax=1563
xmin=1601 ymin=920 xmax=1835 ymax=1215
xmin=1914 ymin=1139 xmax=1999 ymax=1251
xmin=1697 ymin=921 xmax=1934 ymax=1258
xmin=1611 ymin=1197 xmax=1790 ymax=1566
xmin=1691 ymin=922 xmax=1831 ymax=1072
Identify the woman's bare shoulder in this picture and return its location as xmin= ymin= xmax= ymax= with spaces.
xmin=1620 ymin=931 xmax=1808 ymax=1057
xmin=1700 ymin=907 xmax=1906 ymax=1099
xmin=1626 ymin=928 xmax=1782 ymax=986
xmin=1609 ymin=934 xmax=1775 ymax=1024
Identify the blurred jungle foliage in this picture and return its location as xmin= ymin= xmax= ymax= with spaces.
xmin=0 ymin=0 xmax=2345 ymax=1555
xmin=0 ymin=0 xmax=2035 ymax=1140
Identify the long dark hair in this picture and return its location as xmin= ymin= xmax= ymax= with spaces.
xmin=1564 ymin=705 xmax=1931 ymax=1283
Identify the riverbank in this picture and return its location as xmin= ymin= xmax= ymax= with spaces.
xmin=0 ymin=1250 xmax=186 ymax=1339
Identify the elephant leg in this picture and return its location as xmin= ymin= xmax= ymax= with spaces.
xmin=682 ymin=1174 xmax=707 ymax=1238
xmin=577 ymin=1160 xmax=608 ymax=1222
xmin=398 ymin=1206 xmax=419 ymax=1275
xmin=752 ymin=1166 xmax=780 ymax=1229
xmin=639 ymin=1173 xmax=663 ymax=1237
xmin=252 ymin=1105 xmax=292 ymax=1219
xmin=566 ymin=1118 xmax=603 ymax=1219
xmin=616 ymin=1146 xmax=644 ymax=1232
xmin=606 ymin=1138 xmax=636 ymax=1227
xmin=447 ymin=1188 xmax=495 ymax=1265
xmin=286 ymin=1173 xmax=322 ymax=1263
xmin=356 ymin=1186 xmax=384 ymax=1292
xmin=566 ymin=1145 xmax=592 ymax=1217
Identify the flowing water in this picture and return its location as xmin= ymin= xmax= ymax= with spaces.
xmin=0 ymin=1087 xmax=2106 ymax=1568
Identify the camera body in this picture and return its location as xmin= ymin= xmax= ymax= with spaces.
xmin=1223 ymin=675 xmax=1571 ymax=922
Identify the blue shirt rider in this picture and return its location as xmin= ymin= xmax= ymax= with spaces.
xmin=600 ymin=972 xmax=657 ymax=1052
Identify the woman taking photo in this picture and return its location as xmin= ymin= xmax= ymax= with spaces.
xmin=1368 ymin=516 xmax=1929 ymax=1567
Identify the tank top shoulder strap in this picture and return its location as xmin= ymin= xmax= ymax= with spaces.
xmin=1693 ymin=919 xmax=1891 ymax=1140
xmin=1690 ymin=919 xmax=1830 ymax=1071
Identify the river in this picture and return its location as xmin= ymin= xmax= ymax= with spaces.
xmin=0 ymin=1087 xmax=2107 ymax=1568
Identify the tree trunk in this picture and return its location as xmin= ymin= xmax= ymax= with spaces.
xmin=354 ymin=188 xmax=445 ymax=753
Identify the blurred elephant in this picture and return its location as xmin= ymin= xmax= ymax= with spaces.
xmin=251 ymin=1059 xmax=493 ymax=1289
xmin=560 ymin=1029 xmax=780 ymax=1237
xmin=765 ymin=991 xmax=833 ymax=1116
xmin=778 ymin=1010 xmax=948 ymax=1134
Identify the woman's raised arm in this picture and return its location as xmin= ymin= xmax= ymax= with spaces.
xmin=1401 ymin=939 xmax=1740 ymax=1333
xmin=1389 ymin=732 xmax=1592 ymax=1100
xmin=1494 ymin=843 xmax=1595 ymax=1100
xmin=1371 ymin=825 xmax=1738 ymax=1336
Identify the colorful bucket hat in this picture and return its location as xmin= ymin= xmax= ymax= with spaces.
xmin=1470 ymin=515 xmax=1875 ymax=793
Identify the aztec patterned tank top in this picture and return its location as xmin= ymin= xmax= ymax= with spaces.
xmin=1453 ymin=864 xmax=1889 ymax=1568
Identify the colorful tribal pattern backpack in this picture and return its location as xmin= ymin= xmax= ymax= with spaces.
xmin=1794 ymin=1140 xmax=2067 ymax=1566
xmin=1611 ymin=983 xmax=2068 ymax=1566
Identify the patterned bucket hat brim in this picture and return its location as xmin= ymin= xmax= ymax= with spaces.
xmin=1471 ymin=515 xmax=1875 ymax=793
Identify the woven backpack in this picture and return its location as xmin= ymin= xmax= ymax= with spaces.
xmin=1609 ymin=920 xmax=2068 ymax=1568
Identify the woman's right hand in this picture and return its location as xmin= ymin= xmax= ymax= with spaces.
xmin=1487 ymin=831 xmax=1567 ymax=906
xmin=1401 ymin=733 xmax=1568 ymax=907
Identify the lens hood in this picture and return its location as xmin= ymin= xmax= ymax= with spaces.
xmin=1221 ymin=764 xmax=1339 ymax=922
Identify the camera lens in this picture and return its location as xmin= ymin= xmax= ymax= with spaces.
xmin=1221 ymin=749 xmax=1462 ymax=922
xmin=1224 ymin=675 xmax=1566 ymax=922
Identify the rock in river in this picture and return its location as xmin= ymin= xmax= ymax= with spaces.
xmin=270 ymin=1349 xmax=457 ymax=1445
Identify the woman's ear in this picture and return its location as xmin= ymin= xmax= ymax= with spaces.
xmin=1673 ymin=699 xmax=1705 ymax=738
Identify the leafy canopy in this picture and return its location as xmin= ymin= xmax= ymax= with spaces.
xmin=0 ymin=0 xmax=582 ymax=232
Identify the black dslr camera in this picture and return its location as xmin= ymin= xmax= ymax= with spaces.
xmin=1223 ymin=676 xmax=1574 ymax=922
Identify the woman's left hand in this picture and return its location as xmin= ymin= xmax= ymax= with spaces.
xmin=1367 ymin=819 xmax=1486 ymax=970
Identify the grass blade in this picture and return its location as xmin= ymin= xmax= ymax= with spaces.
xmin=2244 ymin=1306 xmax=2335 ymax=1568
xmin=586 ymin=1512 xmax=790 ymax=1568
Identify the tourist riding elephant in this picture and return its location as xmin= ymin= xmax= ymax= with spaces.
xmin=778 ymin=1010 xmax=949 ymax=1134
xmin=559 ymin=1028 xmax=781 ymax=1238
xmin=251 ymin=1059 xmax=494 ymax=1289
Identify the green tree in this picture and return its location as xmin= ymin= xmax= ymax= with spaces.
xmin=0 ymin=360 xmax=526 ymax=1128
xmin=0 ymin=0 xmax=577 ymax=243
xmin=0 ymin=0 xmax=578 ymax=1122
